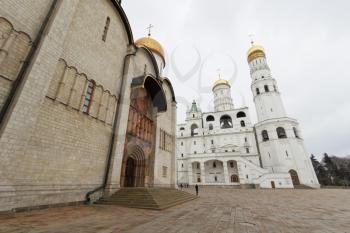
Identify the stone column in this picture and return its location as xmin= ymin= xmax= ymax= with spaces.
xmin=200 ymin=161 xmax=205 ymax=184
xmin=223 ymin=161 xmax=229 ymax=184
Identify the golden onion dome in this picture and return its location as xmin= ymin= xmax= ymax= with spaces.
xmin=135 ymin=37 xmax=165 ymax=63
xmin=247 ymin=43 xmax=266 ymax=63
xmin=213 ymin=79 xmax=230 ymax=90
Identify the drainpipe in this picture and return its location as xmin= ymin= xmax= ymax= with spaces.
xmin=0 ymin=0 xmax=59 ymax=136
xmin=85 ymin=48 xmax=136 ymax=203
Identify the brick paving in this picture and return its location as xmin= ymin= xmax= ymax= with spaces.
xmin=0 ymin=188 xmax=349 ymax=233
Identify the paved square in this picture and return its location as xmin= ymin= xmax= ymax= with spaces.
xmin=0 ymin=188 xmax=349 ymax=233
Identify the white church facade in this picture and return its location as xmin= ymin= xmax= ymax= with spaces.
xmin=177 ymin=43 xmax=320 ymax=189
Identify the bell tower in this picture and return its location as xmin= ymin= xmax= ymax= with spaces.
xmin=248 ymin=42 xmax=286 ymax=122
xmin=247 ymin=41 xmax=320 ymax=188
xmin=212 ymin=77 xmax=234 ymax=112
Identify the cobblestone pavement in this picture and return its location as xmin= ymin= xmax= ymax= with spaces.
xmin=0 ymin=188 xmax=349 ymax=233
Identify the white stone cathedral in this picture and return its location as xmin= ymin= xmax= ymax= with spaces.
xmin=176 ymin=42 xmax=320 ymax=189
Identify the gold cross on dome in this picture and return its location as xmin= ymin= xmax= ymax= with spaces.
xmin=249 ymin=34 xmax=255 ymax=45
xmin=217 ymin=68 xmax=222 ymax=79
xmin=146 ymin=24 xmax=154 ymax=37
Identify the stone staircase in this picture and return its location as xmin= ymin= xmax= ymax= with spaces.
xmin=294 ymin=184 xmax=314 ymax=189
xmin=97 ymin=188 xmax=197 ymax=210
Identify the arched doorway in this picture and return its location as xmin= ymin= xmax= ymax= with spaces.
xmin=125 ymin=157 xmax=136 ymax=187
xmin=121 ymin=145 xmax=146 ymax=187
xmin=289 ymin=169 xmax=300 ymax=185
xmin=230 ymin=174 xmax=239 ymax=183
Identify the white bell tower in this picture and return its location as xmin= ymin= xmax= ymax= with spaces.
xmin=212 ymin=77 xmax=234 ymax=112
xmin=247 ymin=41 xmax=320 ymax=188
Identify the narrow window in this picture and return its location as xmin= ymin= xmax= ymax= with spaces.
xmin=213 ymin=162 xmax=216 ymax=168
xmin=293 ymin=127 xmax=299 ymax=138
xmin=240 ymin=120 xmax=245 ymax=127
xmin=262 ymin=130 xmax=269 ymax=141
xmin=244 ymin=137 xmax=247 ymax=142
xmin=82 ymin=81 xmax=95 ymax=114
xmin=193 ymin=114 xmax=195 ymax=118
xmin=194 ymin=141 xmax=196 ymax=145
xmin=268 ymin=152 xmax=271 ymax=158
xmin=277 ymin=127 xmax=287 ymax=138
xmin=181 ymin=133 xmax=183 ymax=136
xmin=102 ymin=17 xmax=110 ymax=42
xmin=246 ymin=175 xmax=249 ymax=179
xmin=286 ymin=150 xmax=289 ymax=157
xmin=230 ymin=162 xmax=234 ymax=168
xmin=181 ymin=142 xmax=183 ymax=146
xmin=246 ymin=148 xmax=249 ymax=153
xmin=197 ymin=163 xmax=200 ymax=169
xmin=256 ymin=88 xmax=260 ymax=95
xmin=209 ymin=124 xmax=213 ymax=130
xmin=211 ymin=139 xmax=214 ymax=145
xmin=264 ymin=85 xmax=269 ymax=92
xmin=181 ymin=163 xmax=184 ymax=168
xmin=214 ymin=176 xmax=217 ymax=181
xmin=181 ymin=153 xmax=183 ymax=157
xmin=274 ymin=85 xmax=277 ymax=91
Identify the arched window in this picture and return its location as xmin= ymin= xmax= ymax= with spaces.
xmin=256 ymin=88 xmax=260 ymax=95
xmin=82 ymin=80 xmax=95 ymax=114
xmin=240 ymin=120 xmax=245 ymax=127
xmin=262 ymin=130 xmax=269 ymax=141
xmin=206 ymin=115 xmax=215 ymax=121
xmin=276 ymin=127 xmax=287 ymax=138
xmin=220 ymin=115 xmax=233 ymax=129
xmin=231 ymin=175 xmax=239 ymax=182
xmin=293 ymin=127 xmax=299 ymax=138
xmin=209 ymin=123 xmax=213 ymax=130
xmin=264 ymin=85 xmax=269 ymax=92
xmin=236 ymin=111 xmax=246 ymax=118
xmin=191 ymin=124 xmax=198 ymax=136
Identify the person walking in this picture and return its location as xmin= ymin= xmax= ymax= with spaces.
xmin=195 ymin=184 xmax=199 ymax=196
xmin=180 ymin=183 xmax=183 ymax=190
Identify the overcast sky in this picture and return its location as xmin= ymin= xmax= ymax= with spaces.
xmin=123 ymin=0 xmax=350 ymax=159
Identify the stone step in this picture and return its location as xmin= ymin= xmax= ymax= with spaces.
xmin=294 ymin=184 xmax=314 ymax=189
xmin=96 ymin=188 xmax=197 ymax=210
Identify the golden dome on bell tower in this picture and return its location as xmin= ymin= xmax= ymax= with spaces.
xmin=247 ymin=42 xmax=266 ymax=63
